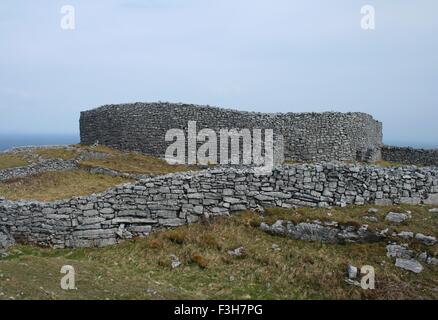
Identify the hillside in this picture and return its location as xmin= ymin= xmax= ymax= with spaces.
xmin=0 ymin=146 xmax=437 ymax=300
xmin=1 ymin=205 xmax=438 ymax=300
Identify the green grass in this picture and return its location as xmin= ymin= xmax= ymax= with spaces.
xmin=0 ymin=170 xmax=132 ymax=201
xmin=0 ymin=154 xmax=29 ymax=170
xmin=1 ymin=205 xmax=437 ymax=300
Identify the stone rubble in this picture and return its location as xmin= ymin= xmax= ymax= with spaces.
xmin=386 ymin=243 xmax=437 ymax=271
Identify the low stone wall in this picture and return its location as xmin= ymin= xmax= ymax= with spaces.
xmin=0 ymin=159 xmax=78 ymax=182
xmin=1 ymin=163 xmax=438 ymax=248
xmin=382 ymin=146 xmax=438 ymax=167
xmin=0 ymin=147 xmax=112 ymax=182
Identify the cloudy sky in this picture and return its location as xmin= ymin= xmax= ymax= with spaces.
xmin=0 ymin=0 xmax=437 ymax=147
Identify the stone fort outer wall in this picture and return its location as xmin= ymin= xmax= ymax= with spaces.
xmin=382 ymin=146 xmax=438 ymax=167
xmin=80 ymin=102 xmax=383 ymax=162
xmin=1 ymin=163 xmax=438 ymax=248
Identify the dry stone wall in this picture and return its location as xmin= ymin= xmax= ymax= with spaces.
xmin=382 ymin=146 xmax=438 ymax=167
xmin=0 ymin=158 xmax=77 ymax=182
xmin=1 ymin=163 xmax=438 ymax=248
xmin=80 ymin=102 xmax=383 ymax=162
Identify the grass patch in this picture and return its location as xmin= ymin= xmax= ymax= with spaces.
xmin=1 ymin=207 xmax=437 ymax=300
xmin=76 ymin=144 xmax=122 ymax=156
xmin=0 ymin=154 xmax=29 ymax=170
xmin=0 ymin=170 xmax=132 ymax=201
xmin=33 ymin=148 xmax=78 ymax=160
xmin=79 ymin=149 xmax=198 ymax=175
xmin=373 ymin=160 xmax=406 ymax=168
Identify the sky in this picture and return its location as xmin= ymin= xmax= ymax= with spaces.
xmin=0 ymin=0 xmax=437 ymax=147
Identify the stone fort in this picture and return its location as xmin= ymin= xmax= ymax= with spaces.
xmin=2 ymin=102 xmax=437 ymax=249
xmin=80 ymin=102 xmax=383 ymax=163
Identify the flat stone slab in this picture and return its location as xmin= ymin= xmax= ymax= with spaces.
xmin=395 ymin=258 xmax=423 ymax=273
xmin=260 ymin=220 xmax=383 ymax=244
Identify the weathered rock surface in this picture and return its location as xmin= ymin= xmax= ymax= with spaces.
xmin=386 ymin=244 xmax=414 ymax=259
xmin=228 ymin=247 xmax=245 ymax=258
xmin=0 ymin=227 xmax=15 ymax=251
xmin=414 ymin=233 xmax=437 ymax=246
xmin=395 ymin=258 xmax=423 ymax=273
xmin=260 ymin=220 xmax=383 ymax=244
xmin=170 ymin=254 xmax=181 ymax=269
xmin=385 ymin=212 xmax=409 ymax=223
xmin=347 ymin=265 xmax=358 ymax=279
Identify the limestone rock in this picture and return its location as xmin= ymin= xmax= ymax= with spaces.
xmin=415 ymin=233 xmax=437 ymax=246
xmin=0 ymin=227 xmax=15 ymax=251
xmin=395 ymin=258 xmax=423 ymax=273
xmin=385 ymin=212 xmax=409 ymax=223
xmin=261 ymin=220 xmax=383 ymax=244
xmin=170 ymin=254 xmax=181 ymax=269
xmin=227 ymin=247 xmax=245 ymax=258
xmin=347 ymin=265 xmax=358 ymax=279
xmin=396 ymin=231 xmax=414 ymax=239
xmin=386 ymin=244 xmax=414 ymax=259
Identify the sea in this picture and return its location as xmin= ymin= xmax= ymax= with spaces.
xmin=0 ymin=134 xmax=80 ymax=152
xmin=0 ymin=134 xmax=436 ymax=152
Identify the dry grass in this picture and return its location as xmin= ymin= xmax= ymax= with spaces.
xmin=1 ymin=205 xmax=437 ymax=300
xmin=33 ymin=148 xmax=78 ymax=160
xmin=373 ymin=160 xmax=406 ymax=168
xmin=0 ymin=170 xmax=132 ymax=201
xmin=76 ymin=144 xmax=121 ymax=156
xmin=0 ymin=145 xmax=196 ymax=201
xmin=0 ymin=154 xmax=29 ymax=170
xmin=79 ymin=148 xmax=198 ymax=175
